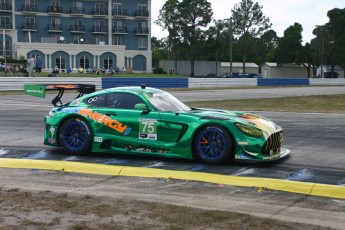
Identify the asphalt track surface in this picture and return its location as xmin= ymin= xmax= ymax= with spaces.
xmin=1 ymin=86 xmax=345 ymax=198
xmin=1 ymin=87 xmax=345 ymax=228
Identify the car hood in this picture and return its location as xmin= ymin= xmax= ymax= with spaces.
xmin=187 ymin=108 xmax=282 ymax=137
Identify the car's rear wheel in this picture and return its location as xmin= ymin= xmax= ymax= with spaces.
xmin=194 ymin=125 xmax=234 ymax=164
xmin=59 ymin=117 xmax=92 ymax=155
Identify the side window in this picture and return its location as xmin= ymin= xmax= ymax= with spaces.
xmin=106 ymin=92 xmax=143 ymax=109
xmin=85 ymin=94 xmax=106 ymax=107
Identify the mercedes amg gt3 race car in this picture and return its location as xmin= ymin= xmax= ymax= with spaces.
xmin=24 ymin=84 xmax=290 ymax=164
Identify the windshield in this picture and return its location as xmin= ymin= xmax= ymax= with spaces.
xmin=145 ymin=91 xmax=191 ymax=112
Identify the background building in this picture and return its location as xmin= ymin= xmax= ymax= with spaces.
xmin=0 ymin=0 xmax=152 ymax=72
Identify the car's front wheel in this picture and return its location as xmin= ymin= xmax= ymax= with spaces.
xmin=59 ymin=117 xmax=92 ymax=155
xmin=194 ymin=125 xmax=234 ymax=164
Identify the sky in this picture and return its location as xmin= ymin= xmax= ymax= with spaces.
xmin=151 ymin=0 xmax=345 ymax=44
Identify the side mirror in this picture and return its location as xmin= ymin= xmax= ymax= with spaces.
xmin=134 ymin=103 xmax=149 ymax=111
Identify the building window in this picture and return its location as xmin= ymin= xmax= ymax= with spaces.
xmin=138 ymin=37 xmax=147 ymax=49
xmin=0 ymin=40 xmax=9 ymax=57
xmin=137 ymin=21 xmax=146 ymax=29
xmin=94 ymin=2 xmax=105 ymax=15
xmin=113 ymin=36 xmax=123 ymax=45
xmin=103 ymin=56 xmax=113 ymax=69
xmin=138 ymin=4 xmax=147 ymax=11
xmin=95 ymin=3 xmax=105 ymax=11
xmin=113 ymin=20 xmax=122 ymax=28
xmin=25 ymin=17 xmax=35 ymax=25
xmin=113 ymin=3 xmax=122 ymax=11
xmin=136 ymin=4 xmax=148 ymax=17
xmin=80 ymin=55 xmax=90 ymax=69
xmin=51 ymin=18 xmax=60 ymax=25
xmin=73 ymin=19 xmax=83 ymax=29
xmin=26 ymin=32 xmax=36 ymax=42
xmin=0 ymin=0 xmax=10 ymax=4
xmin=0 ymin=16 xmax=10 ymax=29
xmin=55 ymin=55 xmax=66 ymax=69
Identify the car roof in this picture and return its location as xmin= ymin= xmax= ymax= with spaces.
xmin=91 ymin=86 xmax=164 ymax=97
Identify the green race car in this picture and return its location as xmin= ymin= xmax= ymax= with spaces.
xmin=24 ymin=84 xmax=290 ymax=164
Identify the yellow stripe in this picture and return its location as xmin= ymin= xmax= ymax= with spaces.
xmin=1 ymin=158 xmax=344 ymax=200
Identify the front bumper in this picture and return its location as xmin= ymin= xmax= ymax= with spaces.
xmin=234 ymin=148 xmax=290 ymax=163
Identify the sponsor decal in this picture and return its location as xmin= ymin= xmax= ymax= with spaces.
xmin=87 ymin=96 xmax=98 ymax=104
xmin=26 ymin=89 xmax=43 ymax=94
xmin=94 ymin=136 xmax=103 ymax=143
xmin=78 ymin=108 xmax=131 ymax=135
xmin=49 ymin=126 xmax=56 ymax=137
xmin=236 ymin=154 xmax=252 ymax=160
xmin=238 ymin=141 xmax=249 ymax=146
xmin=48 ymin=138 xmax=56 ymax=144
xmin=70 ymin=98 xmax=82 ymax=106
xmin=139 ymin=118 xmax=158 ymax=140
xmin=47 ymin=84 xmax=77 ymax=89
xmin=152 ymin=92 xmax=167 ymax=98
xmin=136 ymin=145 xmax=169 ymax=154
xmin=24 ymin=85 xmax=45 ymax=98
xmin=61 ymin=107 xmax=82 ymax=113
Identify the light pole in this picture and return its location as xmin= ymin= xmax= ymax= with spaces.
xmin=229 ymin=17 xmax=233 ymax=75
xmin=316 ymin=26 xmax=327 ymax=78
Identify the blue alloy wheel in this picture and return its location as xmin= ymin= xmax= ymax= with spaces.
xmin=195 ymin=125 xmax=233 ymax=164
xmin=59 ymin=118 xmax=92 ymax=155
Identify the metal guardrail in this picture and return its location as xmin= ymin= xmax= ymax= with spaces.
xmin=0 ymin=77 xmax=102 ymax=91
xmin=102 ymin=78 xmax=188 ymax=89
xmin=189 ymin=78 xmax=257 ymax=88
xmin=1 ymin=77 xmax=345 ymax=92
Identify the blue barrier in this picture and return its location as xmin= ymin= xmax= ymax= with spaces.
xmin=257 ymin=78 xmax=310 ymax=86
xmin=102 ymin=78 xmax=188 ymax=89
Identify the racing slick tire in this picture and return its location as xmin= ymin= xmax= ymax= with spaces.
xmin=194 ymin=125 xmax=234 ymax=164
xmin=59 ymin=117 xmax=92 ymax=155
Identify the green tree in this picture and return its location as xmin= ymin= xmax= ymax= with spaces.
xmin=231 ymin=0 xmax=272 ymax=73
xmin=300 ymin=42 xmax=315 ymax=78
xmin=177 ymin=0 xmax=213 ymax=77
xmin=151 ymin=37 xmax=168 ymax=69
xmin=325 ymin=8 xmax=345 ymax=77
xmin=155 ymin=0 xmax=180 ymax=73
xmin=275 ymin=23 xmax=303 ymax=64
xmin=205 ymin=19 xmax=228 ymax=74
xmin=257 ymin=29 xmax=278 ymax=63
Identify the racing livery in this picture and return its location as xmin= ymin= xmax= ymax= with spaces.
xmin=25 ymin=84 xmax=290 ymax=164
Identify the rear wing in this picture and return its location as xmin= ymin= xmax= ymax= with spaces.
xmin=24 ymin=84 xmax=96 ymax=106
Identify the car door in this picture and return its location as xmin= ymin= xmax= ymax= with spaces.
xmin=84 ymin=92 xmax=161 ymax=147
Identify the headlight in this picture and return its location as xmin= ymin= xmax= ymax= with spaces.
xmin=235 ymin=123 xmax=263 ymax=138
xmin=48 ymin=110 xmax=56 ymax=117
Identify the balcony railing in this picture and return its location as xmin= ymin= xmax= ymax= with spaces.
xmin=22 ymin=23 xmax=37 ymax=31
xmin=48 ymin=6 xmax=62 ymax=14
xmin=47 ymin=24 xmax=63 ymax=32
xmin=0 ymin=23 xmax=12 ymax=29
xmin=70 ymin=25 xmax=85 ymax=33
xmin=70 ymin=7 xmax=85 ymax=15
xmin=0 ymin=3 xmax=12 ymax=11
xmin=112 ymin=27 xmax=127 ymax=34
xmin=134 ymin=10 xmax=149 ymax=17
xmin=112 ymin=9 xmax=128 ymax=17
xmin=92 ymin=9 xmax=107 ymax=16
xmin=92 ymin=26 xmax=107 ymax=33
xmin=22 ymin=4 xmax=37 ymax=13
xmin=134 ymin=27 xmax=149 ymax=35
